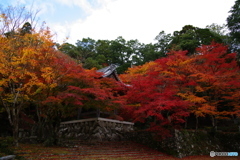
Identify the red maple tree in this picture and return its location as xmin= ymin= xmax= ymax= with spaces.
xmin=120 ymin=42 xmax=240 ymax=134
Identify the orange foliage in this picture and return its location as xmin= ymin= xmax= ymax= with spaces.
xmin=120 ymin=42 xmax=240 ymax=133
xmin=0 ymin=27 xmax=125 ymax=143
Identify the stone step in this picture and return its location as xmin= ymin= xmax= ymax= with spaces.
xmin=17 ymin=141 xmax=173 ymax=160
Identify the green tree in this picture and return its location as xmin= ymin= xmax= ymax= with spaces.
xmin=109 ymin=36 xmax=127 ymax=64
xmin=96 ymin=37 xmax=135 ymax=73
xmin=206 ymin=23 xmax=227 ymax=36
xmin=170 ymin=25 xmax=199 ymax=54
xmin=170 ymin=25 xmax=223 ymax=55
xmin=58 ymin=42 xmax=78 ymax=60
xmin=60 ymin=35 xmax=172 ymax=73
xmin=154 ymin=31 xmax=172 ymax=56
xmin=20 ymin=22 xmax=32 ymax=35
xmin=206 ymin=23 xmax=230 ymax=45
xmin=75 ymin=37 xmax=96 ymax=66
xmin=138 ymin=43 xmax=157 ymax=64
xmin=95 ymin=39 xmax=112 ymax=65
xmin=59 ymin=38 xmax=106 ymax=69
xmin=84 ymin=57 xmax=102 ymax=69
xmin=227 ymin=0 xmax=240 ymax=56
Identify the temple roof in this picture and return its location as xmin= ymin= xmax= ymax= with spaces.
xmin=97 ymin=64 xmax=131 ymax=87
xmin=97 ymin=64 xmax=119 ymax=78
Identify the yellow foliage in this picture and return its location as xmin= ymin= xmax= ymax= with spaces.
xmin=200 ymin=104 xmax=216 ymax=115
xmin=177 ymin=92 xmax=187 ymax=99
xmin=193 ymin=110 xmax=205 ymax=117
xmin=0 ymin=28 xmax=63 ymax=105
xmin=127 ymin=61 xmax=157 ymax=75
xmin=195 ymin=85 xmax=204 ymax=92
xmin=49 ymin=83 xmax=57 ymax=89
xmin=0 ymin=79 xmax=6 ymax=86
xmin=235 ymin=106 xmax=240 ymax=117
xmin=41 ymin=67 xmax=56 ymax=83
xmin=179 ymin=59 xmax=194 ymax=66
xmin=161 ymin=71 xmax=174 ymax=76
xmin=120 ymin=61 xmax=158 ymax=83
xmin=177 ymin=92 xmax=206 ymax=103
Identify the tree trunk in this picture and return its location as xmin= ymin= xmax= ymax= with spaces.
xmin=1 ymin=100 xmax=21 ymax=147
xmin=195 ymin=116 xmax=198 ymax=130
xmin=211 ymin=116 xmax=215 ymax=127
xmin=9 ymin=106 xmax=20 ymax=147
xmin=184 ymin=117 xmax=188 ymax=129
xmin=12 ymin=118 xmax=19 ymax=147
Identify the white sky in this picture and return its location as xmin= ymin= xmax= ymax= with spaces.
xmin=1 ymin=0 xmax=236 ymax=44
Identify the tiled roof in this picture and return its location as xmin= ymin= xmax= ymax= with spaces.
xmin=97 ymin=64 xmax=131 ymax=87
xmin=97 ymin=64 xmax=118 ymax=78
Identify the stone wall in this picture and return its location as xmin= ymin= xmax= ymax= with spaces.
xmin=58 ymin=117 xmax=134 ymax=144
xmin=127 ymin=130 xmax=240 ymax=158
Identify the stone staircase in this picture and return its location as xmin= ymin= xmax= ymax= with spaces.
xmin=57 ymin=141 xmax=166 ymax=160
xmin=55 ymin=118 xmax=172 ymax=159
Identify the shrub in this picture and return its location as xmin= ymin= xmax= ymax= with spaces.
xmin=0 ymin=137 xmax=14 ymax=157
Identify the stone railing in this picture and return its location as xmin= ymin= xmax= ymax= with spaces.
xmin=58 ymin=117 xmax=134 ymax=142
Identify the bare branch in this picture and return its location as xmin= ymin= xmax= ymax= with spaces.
xmin=0 ymin=3 xmax=42 ymax=35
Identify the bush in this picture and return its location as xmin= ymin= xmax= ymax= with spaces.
xmin=0 ymin=137 xmax=26 ymax=159
xmin=0 ymin=137 xmax=14 ymax=157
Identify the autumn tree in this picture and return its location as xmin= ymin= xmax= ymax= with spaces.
xmin=0 ymin=5 xmax=46 ymax=146
xmin=0 ymin=29 xmax=61 ymax=146
xmin=174 ymin=43 xmax=240 ymax=129
xmin=190 ymin=43 xmax=240 ymax=127
xmin=0 ymin=20 xmax=125 ymax=147
xmin=36 ymin=45 xmax=125 ymax=144
xmin=29 ymin=50 xmax=82 ymax=143
xmin=120 ymin=42 xmax=240 ymax=133
xmin=0 ymin=4 xmax=84 ymax=145
xmin=120 ymin=58 xmax=190 ymax=138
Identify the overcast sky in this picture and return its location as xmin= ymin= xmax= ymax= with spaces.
xmin=1 ymin=0 xmax=236 ymax=44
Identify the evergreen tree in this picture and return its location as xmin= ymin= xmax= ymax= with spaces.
xmin=227 ymin=0 xmax=240 ymax=58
